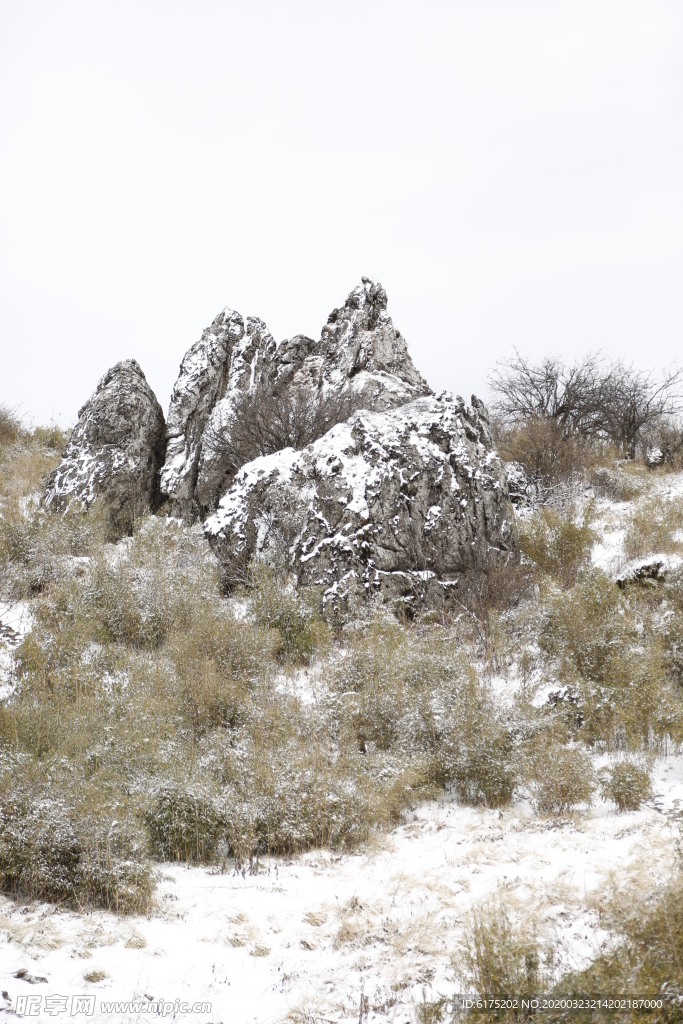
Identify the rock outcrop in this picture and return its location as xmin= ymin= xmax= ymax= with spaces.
xmin=205 ymin=393 xmax=514 ymax=615
xmin=44 ymin=360 xmax=165 ymax=538
xmin=160 ymin=278 xmax=431 ymax=515
xmin=44 ymin=278 xmax=517 ymax=615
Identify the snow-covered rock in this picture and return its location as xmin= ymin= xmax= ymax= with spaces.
xmin=159 ymin=306 xmax=245 ymax=515
xmin=616 ymin=553 xmax=682 ymax=588
xmin=44 ymin=360 xmax=165 ymax=538
xmin=161 ymin=277 xmax=431 ymax=514
xmin=504 ymin=460 xmax=536 ymax=507
xmin=205 ymin=393 xmax=514 ymax=614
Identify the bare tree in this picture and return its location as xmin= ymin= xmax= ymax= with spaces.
xmin=488 ymin=351 xmax=603 ymax=436
xmin=489 ymin=351 xmax=682 ymax=458
xmin=203 ymin=380 xmax=368 ymax=474
xmin=592 ymin=362 xmax=683 ymax=459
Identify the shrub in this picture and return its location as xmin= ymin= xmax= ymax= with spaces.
xmin=455 ymin=556 xmax=534 ymax=626
xmin=434 ymin=676 xmax=518 ymax=807
xmin=203 ymin=381 xmax=366 ymax=474
xmin=32 ymin=423 xmax=67 ymax=451
xmin=598 ymin=758 xmax=653 ymax=812
xmin=170 ymin=606 xmax=269 ymax=734
xmin=460 ymin=900 xmax=549 ymax=999
xmin=624 ymin=495 xmax=683 ymax=560
xmin=660 ymin=571 xmax=683 ymax=689
xmin=540 ymin=572 xmax=683 ymax=748
xmin=330 ymin=625 xmax=517 ymax=808
xmin=528 ymin=740 xmax=595 ymax=814
xmin=518 ymin=504 xmax=597 ymax=588
xmin=497 ymin=417 xmax=611 ymax=486
xmin=0 ymin=424 xmax=66 ymax=501
xmin=249 ymin=565 xmax=329 ymax=664
xmin=440 ymin=724 xmax=517 ymax=808
xmin=70 ymin=520 xmax=213 ymax=650
xmin=541 ymin=572 xmax=625 ymax=685
xmin=0 ymin=499 xmax=105 ymax=599
xmin=0 ymin=406 xmax=20 ymax=447
xmin=146 ymin=787 xmax=226 ymax=863
xmin=553 ymin=876 xmax=683 ymax=1013
xmin=0 ymin=798 xmax=152 ymax=912
xmin=589 ymin=465 xmax=643 ymax=503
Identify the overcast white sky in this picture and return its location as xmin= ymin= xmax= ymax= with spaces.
xmin=1 ymin=0 xmax=682 ymax=426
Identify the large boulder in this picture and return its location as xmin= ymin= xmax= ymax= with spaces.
xmin=44 ymin=360 xmax=165 ymax=538
xmin=160 ymin=278 xmax=431 ymax=515
xmin=204 ymin=393 xmax=514 ymax=615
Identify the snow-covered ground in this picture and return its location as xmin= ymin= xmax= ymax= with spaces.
xmin=1 ymin=756 xmax=681 ymax=1023
xmin=0 ymin=600 xmax=31 ymax=701
xmin=590 ymin=468 xmax=683 ymax=579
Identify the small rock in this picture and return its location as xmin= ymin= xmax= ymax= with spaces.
xmin=14 ymin=969 xmax=48 ymax=984
xmin=616 ymin=555 xmax=677 ymax=588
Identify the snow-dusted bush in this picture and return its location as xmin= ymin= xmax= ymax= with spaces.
xmin=598 ymin=758 xmax=653 ymax=812
xmin=0 ymin=796 xmax=152 ymax=912
xmin=660 ymin=570 xmax=683 ymax=690
xmin=169 ymin=601 xmax=275 ymax=737
xmin=528 ymin=740 xmax=595 ymax=815
xmin=0 ymin=500 xmax=105 ymax=599
xmin=496 ymin=415 xmax=613 ymax=487
xmin=551 ymin=876 xmax=683 ymax=1004
xmin=249 ymin=565 xmax=330 ymax=665
xmin=330 ymin=624 xmax=518 ymax=808
xmin=0 ymin=406 xmax=20 ymax=447
xmin=518 ymin=503 xmax=597 ymax=589
xmin=460 ymin=899 xmax=549 ymax=999
xmin=589 ymin=464 xmax=644 ymax=503
xmin=0 ymin=419 xmax=67 ymax=509
xmin=541 ymin=571 xmax=683 ymax=748
xmin=80 ymin=524 xmax=211 ymax=650
xmin=624 ymin=494 xmax=683 ymax=560
xmin=146 ymin=787 xmax=226 ymax=863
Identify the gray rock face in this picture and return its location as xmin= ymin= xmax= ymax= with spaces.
xmin=316 ymin=277 xmax=427 ymax=398
xmin=159 ymin=307 xmax=245 ymax=515
xmin=44 ymin=360 xmax=165 ymax=538
xmin=505 ymin=461 xmax=537 ymax=507
xmin=205 ymin=393 xmax=514 ymax=615
xmin=160 ymin=278 xmax=431 ymax=514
